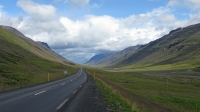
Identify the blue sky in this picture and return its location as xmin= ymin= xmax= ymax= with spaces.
xmin=0 ymin=0 xmax=186 ymax=19
xmin=1 ymin=0 xmax=200 ymax=63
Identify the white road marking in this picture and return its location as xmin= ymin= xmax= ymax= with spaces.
xmin=56 ymin=99 xmax=68 ymax=110
xmin=79 ymin=85 xmax=82 ymax=87
xmin=34 ymin=90 xmax=46 ymax=95
xmin=61 ymin=83 xmax=65 ymax=85
xmin=71 ymin=80 xmax=73 ymax=81
xmin=73 ymin=90 xmax=77 ymax=94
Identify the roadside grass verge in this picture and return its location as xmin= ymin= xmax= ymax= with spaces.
xmin=85 ymin=67 xmax=200 ymax=112
xmin=95 ymin=76 xmax=135 ymax=112
xmin=0 ymin=59 xmax=78 ymax=92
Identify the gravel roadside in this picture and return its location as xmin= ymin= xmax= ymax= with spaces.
xmin=63 ymin=74 xmax=109 ymax=112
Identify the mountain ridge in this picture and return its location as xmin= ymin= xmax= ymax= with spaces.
xmin=37 ymin=41 xmax=51 ymax=49
xmin=85 ymin=23 xmax=200 ymax=68
xmin=85 ymin=45 xmax=144 ymax=66
xmin=0 ymin=25 xmax=77 ymax=91
xmin=115 ymin=23 xmax=200 ymax=68
xmin=85 ymin=52 xmax=112 ymax=64
xmin=0 ymin=25 xmax=73 ymax=65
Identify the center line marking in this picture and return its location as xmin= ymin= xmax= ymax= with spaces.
xmin=34 ymin=90 xmax=46 ymax=95
xmin=61 ymin=83 xmax=65 ymax=85
xmin=73 ymin=90 xmax=77 ymax=94
xmin=56 ymin=99 xmax=68 ymax=110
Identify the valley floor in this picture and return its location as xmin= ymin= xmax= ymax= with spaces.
xmin=86 ymin=67 xmax=200 ymax=112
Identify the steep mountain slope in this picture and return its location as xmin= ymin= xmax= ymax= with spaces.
xmin=85 ymin=53 xmax=111 ymax=64
xmin=115 ymin=23 xmax=200 ymax=67
xmin=86 ymin=45 xmax=144 ymax=66
xmin=0 ymin=26 xmax=77 ymax=91
xmin=0 ymin=25 xmax=73 ymax=64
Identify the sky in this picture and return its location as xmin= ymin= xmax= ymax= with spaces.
xmin=1 ymin=0 xmax=200 ymax=64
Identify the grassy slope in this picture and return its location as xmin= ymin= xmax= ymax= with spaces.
xmin=0 ymin=25 xmax=74 ymax=65
xmin=113 ymin=23 xmax=200 ymax=69
xmin=91 ymin=45 xmax=143 ymax=67
xmin=0 ymin=27 xmax=78 ymax=91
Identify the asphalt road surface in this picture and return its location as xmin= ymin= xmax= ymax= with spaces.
xmin=0 ymin=68 xmax=87 ymax=112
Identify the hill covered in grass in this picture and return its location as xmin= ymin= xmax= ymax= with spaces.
xmin=115 ymin=23 xmax=200 ymax=69
xmin=0 ymin=26 xmax=77 ymax=91
xmin=85 ymin=45 xmax=144 ymax=67
xmin=88 ymin=23 xmax=200 ymax=69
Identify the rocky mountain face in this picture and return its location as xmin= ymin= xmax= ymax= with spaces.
xmin=37 ymin=41 xmax=51 ymax=49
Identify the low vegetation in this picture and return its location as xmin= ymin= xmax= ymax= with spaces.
xmin=0 ymin=57 xmax=78 ymax=91
xmin=0 ymin=26 xmax=78 ymax=92
xmin=95 ymin=77 xmax=134 ymax=112
xmin=86 ymin=67 xmax=200 ymax=112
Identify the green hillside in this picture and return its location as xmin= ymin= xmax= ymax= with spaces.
xmin=114 ymin=23 xmax=200 ymax=69
xmin=0 ymin=27 xmax=77 ymax=91
xmin=86 ymin=45 xmax=144 ymax=67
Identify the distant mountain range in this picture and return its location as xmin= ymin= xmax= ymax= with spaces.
xmin=86 ymin=23 xmax=200 ymax=68
xmin=85 ymin=45 xmax=144 ymax=66
xmin=85 ymin=52 xmax=112 ymax=64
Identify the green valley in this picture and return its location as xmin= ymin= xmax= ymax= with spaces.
xmin=85 ymin=23 xmax=200 ymax=112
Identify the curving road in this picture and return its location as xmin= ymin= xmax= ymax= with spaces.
xmin=0 ymin=68 xmax=87 ymax=112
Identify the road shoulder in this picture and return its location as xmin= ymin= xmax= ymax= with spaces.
xmin=63 ymin=74 xmax=109 ymax=112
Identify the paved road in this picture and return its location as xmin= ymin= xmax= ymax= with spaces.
xmin=0 ymin=68 xmax=87 ymax=112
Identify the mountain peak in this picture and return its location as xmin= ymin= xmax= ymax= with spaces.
xmin=0 ymin=25 xmax=27 ymax=39
xmin=37 ymin=41 xmax=51 ymax=49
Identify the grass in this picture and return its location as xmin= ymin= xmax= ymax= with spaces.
xmin=95 ymin=78 xmax=135 ymax=112
xmin=122 ymin=63 xmax=200 ymax=72
xmin=85 ymin=67 xmax=200 ymax=112
xmin=0 ymin=27 xmax=79 ymax=92
xmin=0 ymin=58 xmax=78 ymax=91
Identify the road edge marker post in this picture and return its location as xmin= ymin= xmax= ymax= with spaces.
xmin=48 ymin=73 xmax=50 ymax=81
xmin=94 ymin=72 xmax=96 ymax=80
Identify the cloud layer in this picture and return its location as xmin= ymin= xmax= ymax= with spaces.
xmin=17 ymin=0 xmax=56 ymax=20
xmin=1 ymin=0 xmax=200 ymax=63
xmin=168 ymin=0 xmax=200 ymax=10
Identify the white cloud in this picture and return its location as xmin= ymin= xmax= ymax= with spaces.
xmin=168 ymin=0 xmax=200 ymax=10
xmin=17 ymin=0 xmax=56 ymax=20
xmin=0 ymin=5 xmax=3 ymax=9
xmin=90 ymin=3 xmax=99 ymax=8
xmin=2 ymin=1 xmax=200 ymax=63
xmin=71 ymin=0 xmax=89 ymax=6
xmin=64 ymin=0 xmax=90 ymax=7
